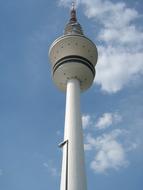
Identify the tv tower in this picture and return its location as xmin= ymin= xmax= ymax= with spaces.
xmin=49 ymin=2 xmax=98 ymax=190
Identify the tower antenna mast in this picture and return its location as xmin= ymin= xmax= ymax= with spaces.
xmin=72 ymin=0 xmax=76 ymax=10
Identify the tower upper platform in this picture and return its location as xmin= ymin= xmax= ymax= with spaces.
xmin=64 ymin=4 xmax=83 ymax=35
xmin=49 ymin=5 xmax=98 ymax=92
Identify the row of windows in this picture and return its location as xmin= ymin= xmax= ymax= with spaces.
xmin=53 ymin=42 xmax=94 ymax=60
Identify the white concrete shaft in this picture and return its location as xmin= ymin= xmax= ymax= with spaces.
xmin=60 ymin=79 xmax=87 ymax=190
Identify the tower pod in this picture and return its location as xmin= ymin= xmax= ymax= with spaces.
xmin=49 ymin=5 xmax=98 ymax=92
xmin=49 ymin=35 xmax=98 ymax=91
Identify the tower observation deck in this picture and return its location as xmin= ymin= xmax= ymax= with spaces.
xmin=49 ymin=3 xmax=98 ymax=190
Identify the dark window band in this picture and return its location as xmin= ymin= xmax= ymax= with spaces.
xmin=53 ymin=55 xmax=95 ymax=76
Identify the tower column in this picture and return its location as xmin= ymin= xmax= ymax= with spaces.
xmin=60 ymin=78 xmax=87 ymax=190
xmin=49 ymin=4 xmax=98 ymax=190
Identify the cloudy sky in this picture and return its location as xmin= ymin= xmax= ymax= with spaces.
xmin=0 ymin=0 xmax=143 ymax=190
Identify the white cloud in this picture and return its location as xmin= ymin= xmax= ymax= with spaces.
xmin=82 ymin=0 xmax=139 ymax=29
xmin=91 ymin=140 xmax=128 ymax=173
xmin=99 ymin=26 xmax=143 ymax=45
xmin=83 ymin=0 xmax=143 ymax=93
xmin=95 ymin=113 xmax=112 ymax=129
xmin=84 ymin=143 xmax=93 ymax=151
xmin=82 ymin=114 xmax=92 ymax=129
xmin=95 ymin=112 xmax=122 ymax=129
xmin=59 ymin=0 xmax=143 ymax=93
xmin=43 ymin=162 xmax=59 ymax=177
xmin=85 ymin=129 xmax=137 ymax=173
xmin=82 ymin=112 xmax=121 ymax=130
xmin=95 ymin=46 xmax=143 ymax=93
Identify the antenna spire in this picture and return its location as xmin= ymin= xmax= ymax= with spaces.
xmin=72 ymin=1 xmax=76 ymax=10
xmin=70 ymin=1 xmax=77 ymax=23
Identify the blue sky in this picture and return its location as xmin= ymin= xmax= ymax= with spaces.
xmin=0 ymin=0 xmax=143 ymax=190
